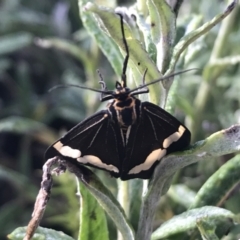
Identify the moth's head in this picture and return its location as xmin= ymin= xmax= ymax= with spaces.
xmin=113 ymin=80 xmax=131 ymax=100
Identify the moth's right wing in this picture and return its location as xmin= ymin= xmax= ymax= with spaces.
xmin=45 ymin=110 xmax=124 ymax=178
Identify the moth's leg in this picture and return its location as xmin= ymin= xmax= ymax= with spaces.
xmin=140 ymin=68 xmax=149 ymax=92
xmin=97 ymin=69 xmax=112 ymax=101
xmin=97 ymin=69 xmax=107 ymax=91
xmin=132 ymin=69 xmax=149 ymax=95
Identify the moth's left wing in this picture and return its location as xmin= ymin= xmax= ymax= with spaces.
xmin=45 ymin=110 xmax=124 ymax=178
xmin=121 ymin=102 xmax=190 ymax=180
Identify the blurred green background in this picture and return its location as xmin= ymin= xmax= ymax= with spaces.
xmin=1 ymin=0 xmax=240 ymax=239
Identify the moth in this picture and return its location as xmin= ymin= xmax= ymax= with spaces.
xmin=45 ymin=14 xmax=191 ymax=180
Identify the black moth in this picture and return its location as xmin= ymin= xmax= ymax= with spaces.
xmin=45 ymin=14 xmax=191 ymax=180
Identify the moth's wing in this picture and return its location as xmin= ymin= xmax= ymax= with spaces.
xmin=45 ymin=110 xmax=124 ymax=178
xmin=122 ymin=102 xmax=191 ymax=180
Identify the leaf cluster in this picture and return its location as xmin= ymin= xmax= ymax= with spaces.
xmin=1 ymin=0 xmax=240 ymax=240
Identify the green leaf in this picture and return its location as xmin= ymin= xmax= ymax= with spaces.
xmin=66 ymin=163 xmax=135 ymax=240
xmin=0 ymin=116 xmax=57 ymax=146
xmin=85 ymin=2 xmax=160 ymax=80
xmin=78 ymin=0 xmax=123 ymax=76
xmin=129 ymin=179 xmax=143 ymax=229
xmin=168 ymin=184 xmax=196 ymax=208
xmin=151 ymin=206 xmax=237 ymax=240
xmin=190 ymin=155 xmax=240 ymax=209
xmin=78 ymin=181 xmax=109 ymax=240
xmin=0 ymin=32 xmax=33 ymax=55
xmin=137 ymin=124 xmax=240 ymax=240
xmin=35 ymin=37 xmax=91 ymax=73
xmin=85 ymin=2 xmax=162 ymax=105
xmin=0 ymin=116 xmax=46 ymax=134
xmin=148 ymin=0 xmax=176 ymax=73
xmin=134 ymin=11 xmax=157 ymax=63
xmin=0 ymin=165 xmax=37 ymax=198
xmin=8 ymin=226 xmax=75 ymax=240
xmin=196 ymin=218 xmax=219 ymax=240
xmin=168 ymin=0 xmax=238 ymax=73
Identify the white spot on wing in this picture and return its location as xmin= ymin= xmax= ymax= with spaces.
xmin=128 ymin=148 xmax=166 ymax=174
xmin=54 ymin=142 xmax=81 ymax=158
xmin=77 ymin=155 xmax=119 ymax=173
xmin=178 ymin=125 xmax=185 ymax=135
xmin=163 ymin=125 xmax=186 ymax=148
xmin=53 ymin=141 xmax=63 ymax=151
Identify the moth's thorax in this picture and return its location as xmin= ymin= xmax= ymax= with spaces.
xmin=110 ymin=95 xmax=141 ymax=127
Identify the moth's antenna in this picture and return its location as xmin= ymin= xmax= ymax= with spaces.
xmin=48 ymin=84 xmax=113 ymax=95
xmin=117 ymin=13 xmax=129 ymax=88
xmin=129 ymin=68 xmax=198 ymax=93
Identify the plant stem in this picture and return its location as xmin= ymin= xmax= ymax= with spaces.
xmin=117 ymin=180 xmax=130 ymax=240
